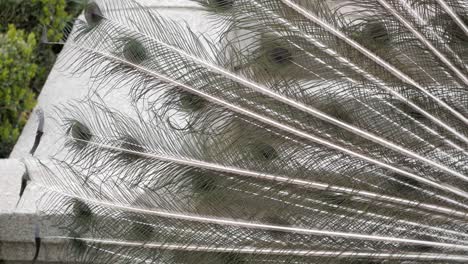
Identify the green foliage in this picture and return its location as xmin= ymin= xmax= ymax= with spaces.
xmin=0 ymin=25 xmax=38 ymax=157
xmin=0 ymin=0 xmax=69 ymax=40
xmin=0 ymin=0 xmax=84 ymax=157
xmin=2 ymin=0 xmax=71 ymax=91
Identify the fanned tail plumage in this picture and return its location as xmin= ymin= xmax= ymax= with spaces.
xmin=24 ymin=0 xmax=468 ymax=263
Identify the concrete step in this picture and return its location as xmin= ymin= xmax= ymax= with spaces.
xmin=0 ymin=214 xmax=63 ymax=263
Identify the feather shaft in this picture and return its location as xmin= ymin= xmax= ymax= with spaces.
xmin=235 ymin=186 xmax=468 ymax=243
xmin=65 ymin=43 xmax=468 ymax=201
xmin=383 ymin=101 xmax=468 ymax=157
xmin=279 ymin=0 xmax=468 ymax=127
xmin=99 ymin=5 xmax=468 ymax=177
xmin=250 ymin=0 xmax=468 ymax=145
xmin=44 ymin=237 xmax=468 ymax=261
xmin=396 ymin=0 xmax=468 ymax=71
xmin=70 ymin=134 xmax=468 ymax=218
xmin=30 ymin=187 xmax=468 ymax=251
xmin=435 ymin=0 xmax=468 ymax=37
xmin=377 ymin=0 xmax=468 ymax=85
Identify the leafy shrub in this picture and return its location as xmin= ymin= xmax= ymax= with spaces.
xmin=0 ymin=0 xmax=69 ymax=39
xmin=1 ymin=0 xmax=71 ymax=92
xmin=0 ymin=25 xmax=38 ymax=157
xmin=0 ymin=0 xmax=83 ymax=157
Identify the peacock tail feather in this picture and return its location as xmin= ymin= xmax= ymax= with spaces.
xmin=23 ymin=0 xmax=468 ymax=263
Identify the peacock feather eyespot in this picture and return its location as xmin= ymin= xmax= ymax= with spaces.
xmin=251 ymin=142 xmax=278 ymax=161
xmin=122 ymin=38 xmax=148 ymax=65
xmin=450 ymin=16 xmax=468 ymax=43
xmin=118 ymin=135 xmax=146 ymax=161
xmin=366 ymin=22 xmax=390 ymax=42
xmin=353 ymin=22 xmax=390 ymax=52
xmin=407 ymin=109 xmax=426 ymax=121
xmin=268 ymin=46 xmax=293 ymax=65
xmin=320 ymin=192 xmax=348 ymax=206
xmin=72 ymin=199 xmax=93 ymax=222
xmin=124 ymin=214 xmax=155 ymax=241
xmin=68 ymin=121 xmax=92 ymax=146
xmin=209 ymin=0 xmax=235 ymax=11
xmin=327 ymin=103 xmax=354 ymax=124
xmin=179 ymin=91 xmax=206 ymax=111
xmin=192 ymin=171 xmax=218 ymax=193
xmin=398 ymin=102 xmax=427 ymax=122
xmin=84 ymin=1 xmax=103 ymax=28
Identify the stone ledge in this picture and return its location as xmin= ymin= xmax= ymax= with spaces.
xmin=0 ymin=159 xmax=26 ymax=214
xmin=0 ymin=214 xmax=56 ymax=263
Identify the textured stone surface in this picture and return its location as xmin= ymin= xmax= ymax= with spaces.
xmin=0 ymin=159 xmax=28 ymax=213
xmin=0 ymin=214 xmax=71 ymax=263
